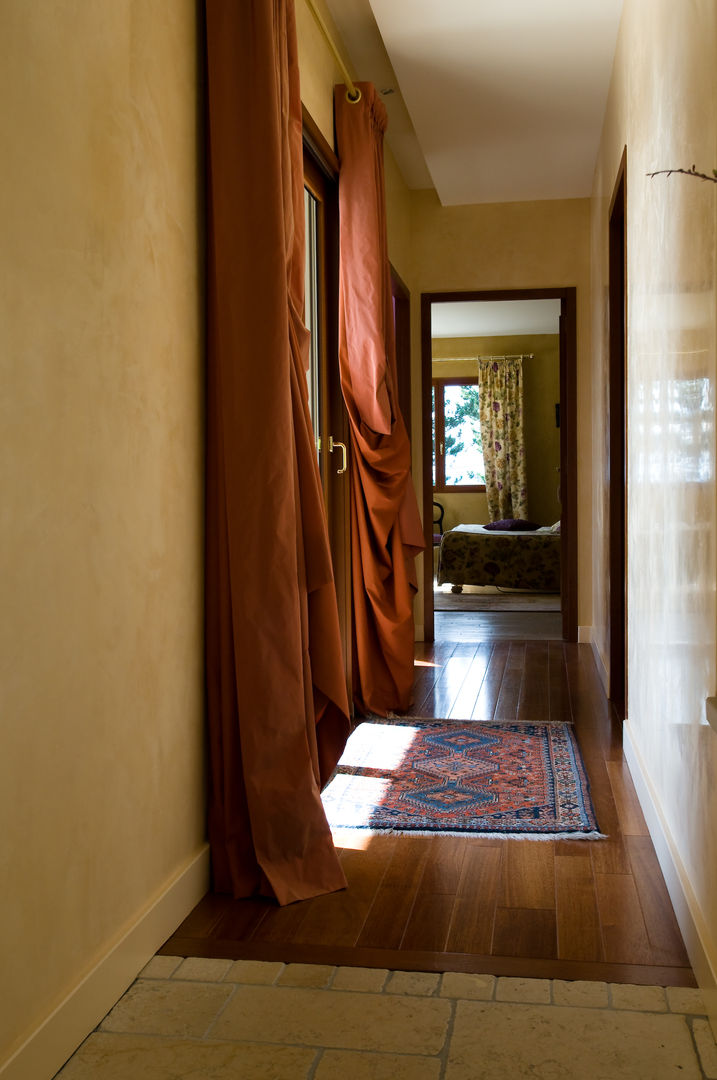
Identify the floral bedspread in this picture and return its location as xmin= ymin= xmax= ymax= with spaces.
xmin=437 ymin=524 xmax=561 ymax=591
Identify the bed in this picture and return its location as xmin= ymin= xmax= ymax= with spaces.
xmin=437 ymin=524 xmax=561 ymax=592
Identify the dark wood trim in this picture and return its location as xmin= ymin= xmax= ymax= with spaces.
xmin=158 ymin=937 xmax=694 ymax=987
xmin=302 ymin=135 xmax=352 ymax=708
xmin=431 ymin=376 xmax=486 ymax=493
xmin=390 ymin=265 xmax=412 ymax=442
xmin=421 ymin=294 xmax=435 ymax=641
xmin=302 ymin=104 xmax=339 ymax=179
xmin=559 ymin=288 xmax=578 ymax=643
xmin=608 ymin=148 xmax=628 ymax=702
xmin=421 ymin=288 xmax=578 ymax=644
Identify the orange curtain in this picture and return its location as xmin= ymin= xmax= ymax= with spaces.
xmin=334 ymin=84 xmax=424 ymax=717
xmin=204 ymin=0 xmax=350 ymax=905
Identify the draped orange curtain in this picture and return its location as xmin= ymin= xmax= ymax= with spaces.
xmin=334 ymin=84 xmax=424 ymax=717
xmin=204 ymin=0 xmax=350 ymax=905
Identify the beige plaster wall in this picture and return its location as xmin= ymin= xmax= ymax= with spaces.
xmin=296 ymin=0 xmax=414 ymax=284
xmin=411 ymin=195 xmax=592 ymax=628
xmin=590 ymin=0 xmax=717 ymax=994
xmin=0 ymin=1 xmax=204 ymax=1066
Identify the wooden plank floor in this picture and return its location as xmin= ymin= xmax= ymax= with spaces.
xmin=160 ymin=636 xmax=695 ymax=987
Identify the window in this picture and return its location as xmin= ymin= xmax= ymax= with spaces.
xmin=432 ymin=377 xmax=485 ymax=491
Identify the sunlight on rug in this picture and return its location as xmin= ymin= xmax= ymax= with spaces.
xmin=322 ymin=718 xmax=604 ymax=840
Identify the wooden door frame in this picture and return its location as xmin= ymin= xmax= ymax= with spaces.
xmin=421 ymin=287 xmax=578 ymax=643
xmin=391 ymin=265 xmax=412 ymax=441
xmin=608 ymin=149 xmax=627 ymax=702
xmin=302 ymin=108 xmax=352 ymax=707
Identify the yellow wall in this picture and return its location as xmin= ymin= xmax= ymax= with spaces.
xmin=410 ymin=195 xmax=592 ymax=630
xmin=590 ymin=0 xmax=717 ymax=1000
xmin=0 ymin=1 xmax=204 ymax=1068
xmin=432 ymin=334 xmax=561 ymax=528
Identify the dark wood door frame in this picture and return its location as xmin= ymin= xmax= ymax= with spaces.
xmin=608 ymin=149 xmax=627 ymax=702
xmin=421 ymin=288 xmax=578 ymax=643
xmin=391 ymin=265 xmax=412 ymax=441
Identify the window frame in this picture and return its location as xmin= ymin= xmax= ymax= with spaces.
xmin=432 ymin=375 xmax=486 ymax=493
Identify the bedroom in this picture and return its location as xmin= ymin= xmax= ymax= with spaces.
xmin=428 ymin=296 xmax=566 ymax=641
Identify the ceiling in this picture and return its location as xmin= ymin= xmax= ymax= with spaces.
xmin=324 ymin=0 xmax=624 ymax=206
xmin=431 ymin=299 xmax=561 ymax=339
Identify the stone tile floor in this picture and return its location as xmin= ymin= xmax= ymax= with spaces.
xmin=55 ymin=957 xmax=717 ymax=1079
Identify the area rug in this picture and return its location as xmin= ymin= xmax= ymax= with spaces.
xmin=321 ymin=719 xmax=603 ymax=839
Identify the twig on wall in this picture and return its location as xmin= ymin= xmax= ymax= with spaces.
xmin=647 ymin=163 xmax=717 ymax=184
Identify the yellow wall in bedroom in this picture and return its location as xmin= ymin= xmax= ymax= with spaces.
xmin=432 ymin=334 xmax=561 ymax=529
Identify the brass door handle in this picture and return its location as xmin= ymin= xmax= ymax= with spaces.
xmin=328 ymin=436 xmax=347 ymax=475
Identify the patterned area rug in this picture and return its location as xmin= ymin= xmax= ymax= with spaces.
xmin=322 ymin=719 xmax=603 ymax=839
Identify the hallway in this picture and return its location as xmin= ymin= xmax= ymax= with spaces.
xmin=160 ymin=640 xmax=694 ymax=989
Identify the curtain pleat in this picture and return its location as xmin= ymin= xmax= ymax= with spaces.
xmin=204 ymin=0 xmax=350 ymax=905
xmin=478 ymin=357 xmax=528 ymax=521
xmin=334 ymin=83 xmax=424 ymax=718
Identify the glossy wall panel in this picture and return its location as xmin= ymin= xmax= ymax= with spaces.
xmin=590 ymin=0 xmax=717 ymax=983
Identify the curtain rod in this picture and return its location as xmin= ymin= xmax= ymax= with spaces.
xmin=434 ymin=354 xmax=535 ymax=362
xmin=304 ymin=0 xmax=362 ymax=102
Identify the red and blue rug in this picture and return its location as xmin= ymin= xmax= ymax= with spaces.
xmin=321 ymin=719 xmax=603 ymax=838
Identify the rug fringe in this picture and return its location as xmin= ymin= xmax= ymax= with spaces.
xmin=331 ymin=828 xmax=608 ymax=841
xmin=358 ymin=714 xmax=574 ymax=726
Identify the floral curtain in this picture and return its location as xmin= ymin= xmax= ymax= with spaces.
xmin=478 ymin=357 xmax=528 ymax=521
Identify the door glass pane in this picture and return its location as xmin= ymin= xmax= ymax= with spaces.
xmin=304 ymin=187 xmax=320 ymax=455
xmin=444 ymin=384 xmax=485 ymax=485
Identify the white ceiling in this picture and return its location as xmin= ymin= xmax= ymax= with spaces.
xmin=325 ymin=0 xmax=623 ymax=206
xmin=431 ymin=299 xmax=561 ymax=339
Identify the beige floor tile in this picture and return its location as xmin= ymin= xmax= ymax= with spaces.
xmin=666 ymin=986 xmax=706 ymax=1014
xmin=332 ymin=966 xmax=389 ymax=992
xmin=693 ymin=1018 xmax=717 ymax=1079
xmin=445 ymin=1001 xmax=701 ymax=1079
xmin=385 ymin=971 xmax=441 ymax=996
xmin=100 ymin=979 xmax=233 ymax=1037
xmin=56 ymin=1032 xmax=316 ymax=1079
xmin=552 ymin=980 xmax=609 ymax=1008
xmin=495 ymin=977 xmax=551 ymax=1004
xmin=315 ymin=1049 xmax=442 ymax=1079
xmin=276 ymin=963 xmax=335 ymax=988
xmin=211 ymin=985 xmax=451 ymax=1054
xmin=138 ymin=955 xmax=183 ymax=980
xmin=440 ymin=973 xmax=495 ymax=1000
xmin=173 ymin=956 xmax=233 ymax=982
xmin=610 ymin=983 xmax=667 ymax=1012
xmin=224 ymin=959 xmax=285 ymax=984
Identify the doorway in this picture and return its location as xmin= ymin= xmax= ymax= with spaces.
xmin=421 ymin=288 xmax=578 ymax=643
xmin=608 ymin=151 xmax=627 ymax=703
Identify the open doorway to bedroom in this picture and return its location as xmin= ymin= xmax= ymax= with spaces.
xmin=421 ymin=288 xmax=578 ymax=643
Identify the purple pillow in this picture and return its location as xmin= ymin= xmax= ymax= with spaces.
xmin=483 ymin=518 xmax=539 ymax=531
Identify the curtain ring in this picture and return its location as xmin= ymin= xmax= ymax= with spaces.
xmin=346 ymin=86 xmax=362 ymax=104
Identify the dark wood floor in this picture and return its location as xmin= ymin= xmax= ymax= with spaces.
xmin=161 ymin=635 xmax=695 ymax=987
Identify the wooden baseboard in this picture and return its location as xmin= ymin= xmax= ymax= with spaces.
xmin=0 ymin=844 xmax=210 ymax=1080
xmin=623 ymin=722 xmax=717 ymax=1031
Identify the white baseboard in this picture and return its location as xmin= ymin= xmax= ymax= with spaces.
xmin=0 ymin=843 xmax=210 ymax=1080
xmin=623 ymin=722 xmax=717 ymax=1018
xmin=590 ymin=636 xmax=609 ymax=694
